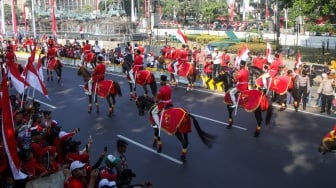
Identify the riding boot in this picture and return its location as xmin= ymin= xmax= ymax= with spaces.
xmin=227 ymin=118 xmax=233 ymax=129
xmin=152 ymin=136 xmax=158 ymax=148
xmin=157 ymin=140 xmax=162 ymax=153
xmin=254 ymin=126 xmax=261 ymax=137
xmin=181 ymin=148 xmax=187 ymax=162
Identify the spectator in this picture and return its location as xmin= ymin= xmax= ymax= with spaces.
xmin=293 ymin=71 xmax=310 ymax=111
xmin=196 ymin=47 xmax=206 ymax=73
xmin=64 ymin=160 xmax=99 ymax=188
xmin=317 ymin=71 xmax=335 ymax=115
xmin=221 ymin=49 xmax=230 ymax=71
xmin=212 ymin=48 xmax=222 ymax=77
xmin=203 ymin=54 xmax=213 ymax=89
xmin=115 ymin=139 xmax=129 ymax=172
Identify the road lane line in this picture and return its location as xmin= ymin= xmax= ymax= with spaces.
xmin=117 ymin=134 xmax=183 ymax=165
xmin=190 ymin=113 xmax=248 ymax=131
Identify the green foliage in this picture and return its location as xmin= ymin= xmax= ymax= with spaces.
xmin=186 ymin=34 xmax=228 ymax=45
xmin=228 ymin=42 xmax=276 ymax=55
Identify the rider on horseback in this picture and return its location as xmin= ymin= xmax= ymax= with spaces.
xmin=128 ymin=49 xmax=143 ymax=88
xmin=86 ymin=55 xmax=106 ymax=95
xmin=151 ymin=75 xmax=173 ymax=128
xmin=260 ymin=53 xmax=282 ymax=90
xmin=173 ymin=45 xmax=188 ymax=76
xmin=229 ymin=60 xmax=249 ymax=108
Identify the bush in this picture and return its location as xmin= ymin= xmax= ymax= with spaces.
xmin=228 ymin=42 xmax=276 ymax=55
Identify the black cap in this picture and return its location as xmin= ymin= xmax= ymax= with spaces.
xmin=43 ymin=110 xmax=51 ymax=116
xmin=160 ymin=75 xmax=167 ymax=82
xmin=97 ymin=55 xmax=103 ymax=62
xmin=117 ymin=139 xmax=128 ymax=147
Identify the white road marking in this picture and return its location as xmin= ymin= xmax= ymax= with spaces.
xmin=117 ymin=134 xmax=183 ymax=165
xmin=190 ymin=113 xmax=248 ymax=131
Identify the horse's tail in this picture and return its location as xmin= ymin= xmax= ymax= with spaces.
xmin=150 ymin=73 xmax=157 ymax=95
xmin=265 ymin=100 xmax=273 ymax=125
xmin=189 ymin=113 xmax=217 ymax=148
xmin=114 ymin=81 xmax=122 ymax=97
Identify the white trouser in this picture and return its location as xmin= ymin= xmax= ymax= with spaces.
xmin=261 ymin=72 xmax=270 ymax=89
xmin=173 ymin=61 xmax=179 ymax=75
xmin=88 ymin=78 xmax=93 ymax=94
xmin=128 ymin=69 xmax=135 ymax=88
xmin=151 ymin=105 xmax=160 ymax=126
xmin=229 ymin=87 xmax=238 ymax=105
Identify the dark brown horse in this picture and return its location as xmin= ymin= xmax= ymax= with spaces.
xmin=135 ymin=95 xmax=217 ymax=162
xmin=77 ymin=66 xmax=122 ymax=117
xmin=41 ymin=56 xmax=63 ymax=83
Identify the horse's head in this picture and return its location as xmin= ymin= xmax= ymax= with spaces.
xmin=135 ymin=96 xmax=154 ymax=116
xmin=77 ymin=65 xmax=91 ymax=82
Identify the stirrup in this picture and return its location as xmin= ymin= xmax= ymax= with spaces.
xmin=151 ymin=124 xmax=158 ymax=128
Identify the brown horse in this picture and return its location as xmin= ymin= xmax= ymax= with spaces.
xmin=77 ymin=66 xmax=122 ymax=117
xmin=135 ymin=95 xmax=217 ymax=162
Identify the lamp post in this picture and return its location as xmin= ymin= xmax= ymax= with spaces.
xmin=165 ymin=31 xmax=167 ymax=45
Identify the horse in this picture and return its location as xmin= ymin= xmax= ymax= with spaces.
xmin=165 ymin=58 xmax=197 ymax=91
xmin=318 ymin=140 xmax=336 ymax=154
xmin=77 ymin=65 xmax=122 ymax=117
xmin=41 ymin=55 xmax=63 ymax=83
xmin=248 ymin=65 xmax=263 ymax=89
xmin=135 ymin=95 xmax=217 ymax=162
xmin=121 ymin=61 xmax=157 ymax=99
xmin=218 ymin=70 xmax=273 ymax=137
xmin=82 ymin=51 xmax=96 ymax=69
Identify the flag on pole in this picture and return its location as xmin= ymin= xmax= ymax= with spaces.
xmin=22 ymin=48 xmax=48 ymax=98
xmin=7 ymin=63 xmax=29 ymax=94
xmin=266 ymin=42 xmax=273 ymax=63
xmin=10 ymin=0 xmax=17 ymax=36
xmin=176 ymin=28 xmax=188 ymax=44
xmin=51 ymin=0 xmax=57 ymax=37
xmin=234 ymin=44 xmax=249 ymax=67
xmin=295 ymin=50 xmax=302 ymax=68
xmin=1 ymin=71 xmax=28 ymax=180
xmin=265 ymin=0 xmax=270 ymax=20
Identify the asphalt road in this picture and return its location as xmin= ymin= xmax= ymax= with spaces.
xmin=18 ymin=64 xmax=336 ymax=188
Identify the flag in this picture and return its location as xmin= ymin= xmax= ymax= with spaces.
xmin=266 ymin=42 xmax=273 ymax=63
xmin=176 ymin=28 xmax=187 ymax=44
xmin=1 ymin=71 xmax=28 ymax=180
xmin=36 ymin=54 xmax=44 ymax=82
xmin=7 ymin=63 xmax=29 ymax=94
xmin=22 ymin=48 xmax=48 ymax=97
xmin=229 ymin=1 xmax=234 ymax=22
xmin=265 ymin=0 xmax=269 ymax=20
xmin=22 ymin=4 xmax=27 ymax=32
xmin=51 ymin=0 xmax=57 ymax=37
xmin=11 ymin=0 xmax=17 ymax=36
xmin=295 ymin=50 xmax=302 ymax=68
xmin=234 ymin=44 xmax=249 ymax=67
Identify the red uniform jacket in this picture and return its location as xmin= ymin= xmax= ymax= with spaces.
xmin=204 ymin=61 xmax=213 ymax=74
xmin=270 ymin=58 xmax=283 ymax=73
xmin=221 ymin=54 xmax=230 ymax=67
xmin=156 ymin=84 xmax=173 ymax=110
xmin=5 ymin=51 xmax=16 ymax=65
xmin=252 ymin=57 xmax=267 ymax=70
xmin=179 ymin=49 xmax=188 ymax=64
xmin=47 ymin=47 xmax=58 ymax=58
xmin=132 ymin=54 xmax=143 ymax=72
xmin=83 ymin=44 xmax=92 ymax=54
xmin=235 ymin=68 xmax=249 ymax=92
xmin=92 ymin=63 xmax=106 ymax=81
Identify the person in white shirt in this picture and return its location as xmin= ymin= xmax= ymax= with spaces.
xmin=212 ymin=48 xmax=222 ymax=77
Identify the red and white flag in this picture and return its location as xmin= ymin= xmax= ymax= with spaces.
xmin=176 ymin=28 xmax=188 ymax=44
xmin=266 ymin=42 xmax=273 ymax=63
xmin=22 ymin=48 xmax=48 ymax=98
xmin=295 ymin=50 xmax=302 ymax=68
xmin=7 ymin=64 xmax=29 ymax=94
xmin=51 ymin=0 xmax=57 ymax=37
xmin=1 ymin=72 xmax=28 ymax=180
xmin=234 ymin=43 xmax=249 ymax=67
xmin=11 ymin=0 xmax=17 ymax=36
xmin=265 ymin=0 xmax=270 ymax=20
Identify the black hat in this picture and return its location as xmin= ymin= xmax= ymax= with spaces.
xmin=117 ymin=139 xmax=128 ymax=147
xmin=97 ymin=55 xmax=103 ymax=62
xmin=43 ymin=110 xmax=51 ymax=116
xmin=160 ymin=75 xmax=167 ymax=82
xmin=240 ymin=60 xmax=246 ymax=66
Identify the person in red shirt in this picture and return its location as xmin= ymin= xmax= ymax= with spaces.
xmin=229 ymin=60 xmax=249 ymax=108
xmin=173 ymin=45 xmax=187 ymax=75
xmin=151 ymin=75 xmax=173 ymax=127
xmin=87 ymin=55 xmax=106 ymax=95
xmin=260 ymin=53 xmax=282 ymax=89
xmin=221 ymin=49 xmax=231 ymax=70
xmin=128 ymin=49 xmax=143 ymax=88
xmin=252 ymin=53 xmax=267 ymax=71
xmin=4 ymin=44 xmax=18 ymax=71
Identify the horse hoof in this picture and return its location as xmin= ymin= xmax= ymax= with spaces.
xmin=227 ymin=124 xmax=232 ymax=129
xmin=180 ymin=155 xmax=186 ymax=163
xmin=254 ymin=131 xmax=260 ymax=137
xmin=157 ymin=146 xmax=162 ymax=153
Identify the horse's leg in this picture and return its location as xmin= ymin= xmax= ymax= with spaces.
xmin=128 ymin=82 xmax=136 ymax=100
xmin=47 ymin=70 xmax=50 ymax=81
xmin=226 ymin=105 xmax=234 ymax=129
xmin=88 ymin=95 xmax=93 ymax=114
xmin=175 ymin=132 xmax=189 ymax=162
xmin=95 ymin=94 xmax=99 ymax=113
xmin=108 ymin=95 xmax=116 ymax=117
xmin=55 ymin=67 xmax=62 ymax=83
xmin=152 ymin=127 xmax=162 ymax=153
xmin=254 ymin=107 xmax=263 ymax=137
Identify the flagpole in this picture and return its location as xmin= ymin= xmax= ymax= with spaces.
xmin=31 ymin=0 xmax=36 ymax=38
xmin=1 ymin=0 xmax=5 ymax=35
